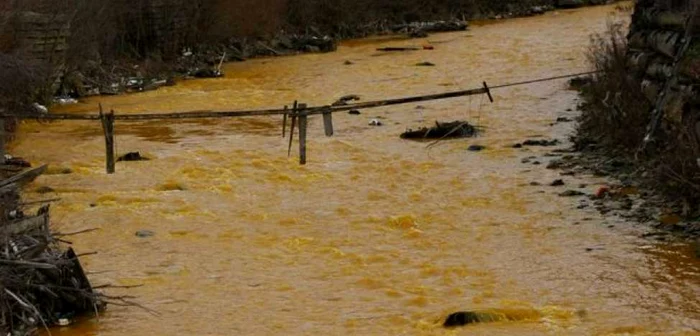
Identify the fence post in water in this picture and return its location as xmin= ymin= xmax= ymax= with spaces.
xmin=99 ymin=106 xmax=116 ymax=174
xmin=298 ymin=103 xmax=308 ymax=165
xmin=282 ymin=105 xmax=288 ymax=137
xmin=287 ymin=101 xmax=298 ymax=157
xmin=322 ymin=107 xmax=333 ymax=137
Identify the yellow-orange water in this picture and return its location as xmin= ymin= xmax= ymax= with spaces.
xmin=12 ymin=4 xmax=700 ymax=335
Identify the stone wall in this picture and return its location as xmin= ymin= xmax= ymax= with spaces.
xmin=626 ymin=0 xmax=699 ymax=141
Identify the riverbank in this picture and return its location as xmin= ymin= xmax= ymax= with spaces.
xmin=53 ymin=2 xmax=619 ymax=103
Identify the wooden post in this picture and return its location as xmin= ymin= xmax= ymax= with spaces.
xmin=99 ymin=106 xmax=115 ymax=174
xmin=322 ymin=108 xmax=333 ymax=137
xmin=282 ymin=105 xmax=288 ymax=137
xmin=298 ymin=103 xmax=308 ymax=165
xmin=287 ymin=101 xmax=298 ymax=157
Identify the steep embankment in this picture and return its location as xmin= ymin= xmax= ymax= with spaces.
xmin=572 ymin=0 xmax=700 ymax=239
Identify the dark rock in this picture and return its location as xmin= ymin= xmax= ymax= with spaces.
xmin=522 ymin=139 xmax=560 ymax=147
xmin=333 ymin=94 xmax=360 ymax=106
xmin=401 ymin=121 xmax=477 ymax=140
xmin=568 ymin=76 xmax=591 ymax=89
xmin=561 ymin=171 xmax=576 ymax=176
xmin=89 ymin=203 xmax=97 ymax=207
xmin=344 ymin=60 xmax=354 ymax=65
xmin=35 ymin=186 xmax=55 ymax=194
xmin=4 ymin=156 xmax=31 ymax=167
xmin=550 ymin=179 xmax=565 ymax=186
xmin=547 ymin=160 xmax=563 ymax=169
xmin=193 ymin=68 xmax=223 ymax=78
xmin=556 ymin=117 xmax=573 ymax=123
xmin=415 ymin=61 xmax=435 ymax=66
xmin=408 ymin=29 xmax=429 ymax=38
xmin=117 ymin=152 xmax=149 ymax=162
xmin=468 ymin=145 xmax=485 ymax=152
xmin=560 ymin=190 xmax=586 ymax=197
xmin=532 ymin=161 xmax=541 ymax=165
xmin=135 ymin=230 xmax=155 ymax=238
xmin=348 ymin=109 xmax=361 ymax=115
xmin=443 ymin=311 xmax=503 ymax=328
xmin=530 ymin=182 xmax=541 ymax=186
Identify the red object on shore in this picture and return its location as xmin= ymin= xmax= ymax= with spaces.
xmin=423 ymin=45 xmax=434 ymax=50
xmin=596 ymin=186 xmax=610 ymax=198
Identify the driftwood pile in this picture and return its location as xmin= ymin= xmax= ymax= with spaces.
xmin=400 ymin=121 xmax=478 ymax=140
xmin=0 ymin=164 xmax=104 ymax=335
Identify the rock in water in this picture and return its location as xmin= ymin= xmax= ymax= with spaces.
xmin=117 ymin=152 xmax=149 ymax=162
xmin=135 ymin=230 xmax=155 ymax=238
xmin=550 ymin=179 xmax=565 ymax=186
xmin=443 ymin=311 xmax=507 ymax=327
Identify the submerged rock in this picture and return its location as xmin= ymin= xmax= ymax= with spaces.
xmin=117 ymin=152 xmax=149 ymax=162
xmin=401 ymin=121 xmax=477 ymax=140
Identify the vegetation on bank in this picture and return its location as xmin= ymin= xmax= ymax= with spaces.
xmin=0 ymin=0 xmax=614 ymax=112
xmin=576 ymin=1 xmax=700 ymax=219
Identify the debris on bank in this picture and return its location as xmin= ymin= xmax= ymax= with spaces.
xmin=400 ymin=121 xmax=478 ymax=140
xmin=0 ymin=162 xmax=106 ymax=335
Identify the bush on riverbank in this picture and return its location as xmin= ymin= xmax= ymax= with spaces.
xmin=576 ymin=9 xmax=700 ymax=216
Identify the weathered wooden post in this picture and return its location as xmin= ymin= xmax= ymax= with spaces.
xmin=298 ymin=103 xmax=308 ymax=165
xmin=282 ymin=105 xmax=288 ymax=137
xmin=287 ymin=101 xmax=298 ymax=157
xmin=99 ymin=105 xmax=116 ymax=174
xmin=322 ymin=107 xmax=333 ymax=137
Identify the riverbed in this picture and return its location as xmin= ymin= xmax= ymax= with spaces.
xmin=13 ymin=3 xmax=700 ymax=335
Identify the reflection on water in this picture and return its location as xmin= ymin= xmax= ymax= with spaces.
xmin=16 ymin=3 xmax=700 ymax=335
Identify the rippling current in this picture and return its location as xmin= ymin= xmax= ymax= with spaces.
xmin=12 ymin=3 xmax=700 ymax=335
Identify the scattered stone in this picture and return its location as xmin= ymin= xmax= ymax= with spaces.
xmin=117 ymin=152 xmax=149 ymax=162
xmin=559 ymin=190 xmax=586 ymax=197
xmin=344 ymin=60 xmax=354 ymax=65
xmin=522 ymin=139 xmax=560 ymax=147
xmin=135 ymin=230 xmax=155 ymax=238
xmin=556 ymin=117 xmax=573 ymax=123
xmin=369 ymin=119 xmax=383 ymax=126
xmin=547 ymin=160 xmax=563 ymax=169
xmin=595 ymin=187 xmax=610 ymax=199
xmin=568 ymin=76 xmax=592 ymax=90
xmin=400 ymin=121 xmax=477 ymax=140
xmin=35 ymin=186 xmax=55 ymax=194
xmin=443 ymin=311 xmax=504 ymax=327
xmin=532 ymin=161 xmax=541 ymax=165
xmin=415 ymin=61 xmax=435 ymax=66
xmin=348 ymin=109 xmax=361 ymax=115
xmin=332 ymin=94 xmax=361 ymax=106
xmin=550 ymin=179 xmax=565 ymax=186
xmin=468 ymin=145 xmax=485 ymax=152
xmin=89 ymin=203 xmax=97 ymax=208
xmin=560 ymin=171 xmax=576 ymax=176
xmin=512 ymin=143 xmax=523 ymax=148
xmin=521 ymin=158 xmax=531 ymax=164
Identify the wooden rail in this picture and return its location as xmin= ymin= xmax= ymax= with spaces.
xmin=0 ymin=71 xmax=598 ymax=172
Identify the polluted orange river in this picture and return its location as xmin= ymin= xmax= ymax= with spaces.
xmin=12 ymin=4 xmax=700 ymax=336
